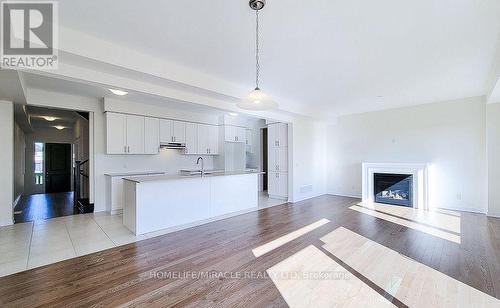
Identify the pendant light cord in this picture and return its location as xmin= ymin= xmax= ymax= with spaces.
xmin=255 ymin=10 xmax=260 ymax=89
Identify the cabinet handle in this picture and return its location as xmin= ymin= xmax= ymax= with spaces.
xmin=124 ymin=145 xmax=126 ymax=153
xmin=276 ymin=173 xmax=278 ymax=178
xmin=277 ymin=165 xmax=279 ymax=171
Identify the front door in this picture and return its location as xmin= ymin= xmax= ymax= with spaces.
xmin=45 ymin=143 xmax=72 ymax=193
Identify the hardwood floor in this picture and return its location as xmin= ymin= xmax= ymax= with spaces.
xmin=1 ymin=195 xmax=499 ymax=307
xmin=14 ymin=192 xmax=77 ymax=223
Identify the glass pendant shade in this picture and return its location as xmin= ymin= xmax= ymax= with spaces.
xmin=237 ymin=88 xmax=278 ymax=110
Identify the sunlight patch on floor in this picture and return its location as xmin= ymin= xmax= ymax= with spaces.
xmin=321 ymin=227 xmax=499 ymax=307
xmin=357 ymin=202 xmax=461 ymax=233
xmin=252 ymin=218 xmax=330 ymax=257
xmin=266 ymin=245 xmax=395 ymax=308
xmin=350 ymin=204 xmax=461 ymax=244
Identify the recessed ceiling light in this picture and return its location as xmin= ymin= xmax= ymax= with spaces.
xmin=43 ymin=116 xmax=57 ymax=121
xmin=54 ymin=126 xmax=65 ymax=130
xmin=109 ymin=89 xmax=128 ymax=96
xmin=229 ymin=112 xmax=239 ymax=116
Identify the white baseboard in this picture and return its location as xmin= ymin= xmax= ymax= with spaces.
xmin=487 ymin=212 xmax=500 ymax=218
xmin=433 ymin=205 xmax=486 ymax=214
xmin=328 ymin=192 xmax=362 ymax=199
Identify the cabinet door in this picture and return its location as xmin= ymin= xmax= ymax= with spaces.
xmin=268 ymin=172 xmax=278 ymax=196
xmin=224 ymin=125 xmax=235 ymax=142
xmin=106 ymin=112 xmax=126 ymax=154
xmin=268 ymin=147 xmax=277 ymax=172
xmin=278 ymin=172 xmax=288 ymax=197
xmin=172 ymin=121 xmax=186 ymax=143
xmin=209 ymin=125 xmax=219 ymax=155
xmin=278 ymin=123 xmax=288 ymax=147
xmin=268 ymin=123 xmax=278 ymax=147
xmin=245 ymin=129 xmax=252 ymax=146
xmin=277 ymin=147 xmax=288 ymax=172
xmin=144 ymin=117 xmax=160 ymax=154
xmin=185 ymin=122 xmax=198 ymax=155
xmin=159 ymin=119 xmax=173 ymax=143
xmin=126 ymin=115 xmax=145 ymax=154
xmin=236 ymin=127 xmax=246 ymax=143
xmin=197 ymin=124 xmax=210 ymax=155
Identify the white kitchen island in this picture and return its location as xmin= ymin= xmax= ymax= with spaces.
xmin=122 ymin=171 xmax=261 ymax=235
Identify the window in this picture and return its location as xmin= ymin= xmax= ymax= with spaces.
xmin=34 ymin=142 xmax=44 ymax=185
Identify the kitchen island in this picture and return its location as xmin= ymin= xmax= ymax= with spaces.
xmin=122 ymin=171 xmax=261 ymax=235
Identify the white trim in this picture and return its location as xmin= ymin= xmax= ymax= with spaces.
xmin=487 ymin=212 xmax=500 ymax=218
xmin=362 ymin=163 xmax=429 ymax=210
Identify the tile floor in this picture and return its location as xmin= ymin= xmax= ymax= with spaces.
xmin=0 ymin=192 xmax=285 ymax=277
xmin=0 ymin=212 xmax=159 ymax=277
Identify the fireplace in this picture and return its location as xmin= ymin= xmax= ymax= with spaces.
xmin=374 ymin=173 xmax=413 ymax=207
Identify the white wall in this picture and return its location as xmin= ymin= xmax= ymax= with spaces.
xmin=0 ymin=101 xmax=14 ymax=226
xmin=24 ymin=127 xmax=76 ymax=195
xmin=327 ymin=97 xmax=488 ymax=213
xmin=289 ymin=119 xmax=328 ymax=203
xmin=13 ymin=122 xmax=25 ymax=204
xmin=487 ymin=103 xmax=500 ymax=217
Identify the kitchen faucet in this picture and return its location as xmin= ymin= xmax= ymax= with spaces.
xmin=196 ymin=157 xmax=204 ymax=176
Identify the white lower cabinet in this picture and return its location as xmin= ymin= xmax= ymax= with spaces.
xmin=268 ymin=172 xmax=288 ymax=199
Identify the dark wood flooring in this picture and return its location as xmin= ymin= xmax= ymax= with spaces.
xmin=14 ymin=192 xmax=77 ymax=223
xmin=1 ymin=195 xmax=499 ymax=307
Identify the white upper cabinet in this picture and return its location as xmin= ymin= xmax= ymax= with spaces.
xmin=197 ymin=124 xmax=210 ymax=154
xmin=209 ymin=125 xmax=219 ymax=155
xmin=225 ymin=125 xmax=245 ymax=143
xmin=185 ymin=122 xmax=198 ymax=155
xmin=106 ymin=112 xmax=127 ymax=154
xmin=245 ymin=129 xmax=253 ymax=146
xmin=106 ymin=112 xmax=146 ymax=154
xmin=159 ymin=119 xmax=173 ymax=143
xmin=125 ymin=114 xmax=145 ymax=154
xmin=172 ymin=121 xmax=186 ymax=143
xmin=160 ymin=119 xmax=186 ymax=143
xmin=144 ymin=117 xmax=160 ymax=154
xmin=106 ymin=112 xmax=219 ymax=156
xmin=269 ymin=123 xmax=288 ymax=147
xmin=197 ymin=124 xmax=219 ymax=155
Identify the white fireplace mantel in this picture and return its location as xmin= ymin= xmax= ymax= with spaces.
xmin=362 ymin=163 xmax=429 ymax=209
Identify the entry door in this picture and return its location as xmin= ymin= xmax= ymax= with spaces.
xmin=45 ymin=143 xmax=72 ymax=193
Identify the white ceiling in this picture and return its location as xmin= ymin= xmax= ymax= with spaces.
xmin=57 ymin=0 xmax=500 ymax=116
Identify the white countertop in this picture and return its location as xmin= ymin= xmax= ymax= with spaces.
xmin=104 ymin=171 xmax=166 ymax=177
xmin=123 ymin=170 xmax=264 ymax=183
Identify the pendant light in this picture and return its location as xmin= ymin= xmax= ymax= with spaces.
xmin=237 ymin=0 xmax=278 ymax=110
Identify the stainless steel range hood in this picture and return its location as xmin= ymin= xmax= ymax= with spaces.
xmin=160 ymin=142 xmax=186 ymax=149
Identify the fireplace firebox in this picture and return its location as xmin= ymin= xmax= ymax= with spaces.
xmin=374 ymin=173 xmax=413 ymax=207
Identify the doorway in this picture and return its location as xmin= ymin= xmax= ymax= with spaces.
xmin=45 ymin=143 xmax=72 ymax=193
xmin=13 ymin=105 xmax=91 ymax=223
